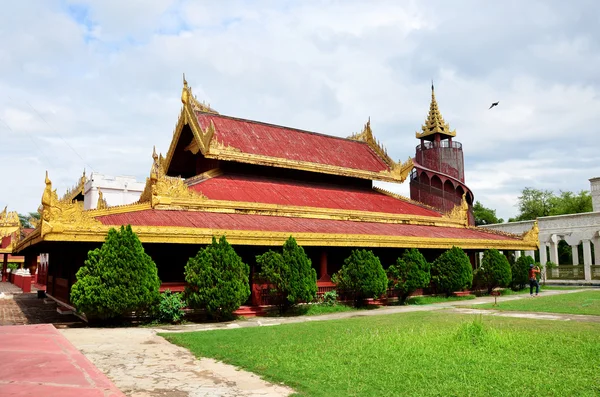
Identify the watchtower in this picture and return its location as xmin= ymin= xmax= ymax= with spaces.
xmin=409 ymin=84 xmax=474 ymax=224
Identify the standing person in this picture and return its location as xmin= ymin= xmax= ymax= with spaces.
xmin=529 ymin=263 xmax=541 ymax=297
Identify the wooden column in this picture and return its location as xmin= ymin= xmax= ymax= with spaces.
xmin=2 ymin=253 xmax=7 ymax=282
xmin=318 ymin=251 xmax=330 ymax=282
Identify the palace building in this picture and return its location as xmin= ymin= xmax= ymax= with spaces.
xmin=12 ymin=79 xmax=538 ymax=307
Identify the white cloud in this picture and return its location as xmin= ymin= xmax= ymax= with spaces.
xmin=0 ymin=1 xmax=599 ymax=223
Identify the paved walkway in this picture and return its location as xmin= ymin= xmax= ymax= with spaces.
xmin=0 ymin=291 xmax=83 ymax=326
xmin=62 ymin=327 xmax=294 ymax=397
xmin=0 ymin=324 xmax=124 ymax=397
xmin=0 ymin=281 xmax=23 ymax=294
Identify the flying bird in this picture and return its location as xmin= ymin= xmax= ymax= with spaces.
xmin=489 ymin=101 xmax=499 ymax=109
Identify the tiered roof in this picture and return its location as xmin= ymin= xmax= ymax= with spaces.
xmin=14 ymin=79 xmax=538 ymax=252
xmin=416 ymin=84 xmax=456 ymax=140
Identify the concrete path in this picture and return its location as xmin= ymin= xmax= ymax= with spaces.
xmin=62 ymin=327 xmax=294 ymax=397
xmin=153 ymin=288 xmax=594 ymax=333
xmin=0 ymin=324 xmax=124 ymax=397
xmin=450 ymin=307 xmax=600 ymax=323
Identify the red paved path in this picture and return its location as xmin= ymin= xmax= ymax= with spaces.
xmin=0 ymin=324 xmax=124 ymax=397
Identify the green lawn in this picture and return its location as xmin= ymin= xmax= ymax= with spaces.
xmin=405 ymin=294 xmax=476 ymax=305
xmin=161 ymin=311 xmax=600 ymax=396
xmin=475 ymin=290 xmax=600 ymax=316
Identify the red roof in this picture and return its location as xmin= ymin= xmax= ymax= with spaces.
xmin=196 ymin=112 xmax=390 ymax=172
xmin=189 ymin=174 xmax=441 ymax=217
xmin=96 ymin=210 xmax=515 ymax=241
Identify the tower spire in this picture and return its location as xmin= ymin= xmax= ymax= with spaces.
xmin=416 ymin=83 xmax=456 ymax=139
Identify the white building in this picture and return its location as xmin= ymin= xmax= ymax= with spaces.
xmin=481 ymin=177 xmax=600 ymax=282
xmin=83 ymin=173 xmax=145 ymax=210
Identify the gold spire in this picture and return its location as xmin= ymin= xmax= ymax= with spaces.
xmin=416 ymin=83 xmax=456 ymax=139
xmin=97 ymin=189 xmax=108 ymax=210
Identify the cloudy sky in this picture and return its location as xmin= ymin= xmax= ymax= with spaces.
xmin=0 ymin=0 xmax=598 ymax=221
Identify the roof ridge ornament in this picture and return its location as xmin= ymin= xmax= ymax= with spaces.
xmin=442 ymin=193 xmax=469 ymax=226
xmin=139 ymin=146 xmax=206 ymax=207
xmin=97 ymin=188 xmax=108 ymax=210
xmin=416 ymin=84 xmax=456 ymax=139
xmin=521 ymin=221 xmax=540 ymax=247
xmin=40 ymin=171 xmax=102 ymax=237
xmin=348 ymin=118 xmax=396 ymax=167
xmin=181 ymin=74 xmax=219 ymax=114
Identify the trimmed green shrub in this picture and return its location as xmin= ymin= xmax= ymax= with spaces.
xmin=156 ymin=290 xmax=186 ymax=324
xmin=387 ymin=248 xmax=431 ymax=304
xmin=478 ymin=249 xmax=512 ymax=294
xmin=512 ymin=255 xmax=535 ymax=290
xmin=321 ymin=290 xmax=338 ymax=306
xmin=431 ymin=246 xmax=473 ymax=296
xmin=256 ymin=236 xmax=317 ymax=312
xmin=332 ymin=249 xmax=387 ymax=307
xmin=70 ymin=225 xmax=161 ymax=320
xmin=184 ymin=235 xmax=250 ymax=320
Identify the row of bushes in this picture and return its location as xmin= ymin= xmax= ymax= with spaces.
xmin=69 ymin=225 xmax=534 ymax=323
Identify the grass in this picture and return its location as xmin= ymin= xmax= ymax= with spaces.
xmin=270 ymin=303 xmax=357 ymax=317
xmin=474 ymin=290 xmax=600 ymax=316
xmin=405 ymin=294 xmax=476 ymax=305
xmin=161 ymin=311 xmax=600 ymax=397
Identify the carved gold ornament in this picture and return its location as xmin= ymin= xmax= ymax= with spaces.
xmin=139 ymin=146 xmax=206 ymax=207
xmin=39 ymin=171 xmax=103 ymax=237
xmin=442 ymin=193 xmax=469 ymax=226
xmin=416 ymin=85 xmax=456 ymax=139
xmin=97 ymin=189 xmax=108 ymax=210
xmin=521 ymin=221 xmax=540 ymax=247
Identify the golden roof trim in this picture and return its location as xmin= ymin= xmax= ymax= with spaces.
xmin=416 ymin=84 xmax=456 ymax=139
xmin=31 ymin=225 xmax=539 ymax=250
xmin=59 ymin=170 xmax=87 ymax=203
xmin=372 ymin=187 xmax=442 ymax=213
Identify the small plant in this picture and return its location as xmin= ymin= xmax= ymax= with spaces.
xmin=156 ymin=290 xmax=186 ymax=324
xmin=184 ymin=235 xmax=250 ymax=321
xmin=478 ymin=249 xmax=512 ymax=294
xmin=321 ymin=290 xmax=338 ymax=306
xmin=387 ymin=248 xmax=431 ymax=304
xmin=431 ymin=246 xmax=473 ymax=296
xmin=7 ymin=263 xmax=18 ymax=271
xmin=332 ymin=249 xmax=387 ymax=307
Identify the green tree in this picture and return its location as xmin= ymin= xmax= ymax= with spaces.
xmin=511 ymin=255 xmax=534 ymax=291
xmin=513 ymin=187 xmax=555 ymax=221
xmin=70 ymin=225 xmax=161 ymax=321
xmin=549 ymin=190 xmax=592 ymax=216
xmin=431 ymin=247 xmax=473 ymax=296
xmin=184 ymin=235 xmax=250 ymax=320
xmin=478 ymin=249 xmax=512 ymax=294
xmin=387 ymin=248 xmax=431 ymax=304
xmin=256 ymin=236 xmax=317 ymax=312
xmin=510 ymin=188 xmax=593 ymax=222
xmin=473 ymin=201 xmax=504 ymax=225
xmin=332 ymin=249 xmax=388 ymax=307
xmin=18 ymin=211 xmax=40 ymax=228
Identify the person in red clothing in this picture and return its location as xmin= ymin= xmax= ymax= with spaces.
xmin=529 ymin=263 xmax=541 ymax=296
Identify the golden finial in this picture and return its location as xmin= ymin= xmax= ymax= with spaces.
xmin=152 ymin=146 xmax=158 ymax=162
xmin=416 ymin=83 xmax=456 ymax=139
xmin=182 ymin=73 xmax=190 ymax=105
xmin=97 ymin=188 xmax=107 ymax=210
